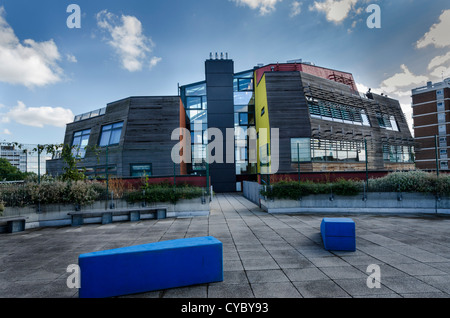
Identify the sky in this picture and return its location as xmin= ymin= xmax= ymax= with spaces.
xmin=0 ymin=0 xmax=449 ymax=145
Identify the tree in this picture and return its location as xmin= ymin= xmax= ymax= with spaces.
xmin=60 ymin=144 xmax=86 ymax=181
xmin=0 ymin=158 xmax=26 ymax=181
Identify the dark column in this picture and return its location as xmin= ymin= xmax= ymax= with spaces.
xmin=205 ymin=58 xmax=236 ymax=193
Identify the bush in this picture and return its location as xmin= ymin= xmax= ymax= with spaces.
xmin=260 ymin=179 xmax=361 ymax=200
xmin=368 ymin=171 xmax=450 ymax=195
xmin=260 ymin=171 xmax=450 ymax=200
xmin=0 ymin=179 xmax=106 ymax=207
xmin=124 ymin=183 xmax=204 ymax=204
xmin=0 ymin=201 xmax=4 ymax=216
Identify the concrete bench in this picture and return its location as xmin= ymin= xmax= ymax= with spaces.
xmin=0 ymin=216 xmax=27 ymax=233
xmin=78 ymin=236 xmax=223 ymax=298
xmin=68 ymin=207 xmax=167 ymax=226
xmin=321 ymin=218 xmax=356 ymax=252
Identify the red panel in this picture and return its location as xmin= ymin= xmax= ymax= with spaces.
xmin=255 ymin=63 xmax=357 ymax=91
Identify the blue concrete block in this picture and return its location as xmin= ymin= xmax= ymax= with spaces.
xmin=78 ymin=236 xmax=223 ymax=298
xmin=321 ymin=218 xmax=356 ymax=252
xmin=7 ymin=220 xmax=25 ymax=233
xmin=102 ymin=213 xmax=113 ymax=225
xmin=130 ymin=211 xmax=140 ymax=222
xmin=321 ymin=218 xmax=355 ymax=237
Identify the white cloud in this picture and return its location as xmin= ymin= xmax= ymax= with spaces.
xmin=231 ymin=0 xmax=283 ymax=15
xmin=66 ymin=54 xmax=77 ymax=63
xmin=3 ymin=101 xmax=74 ymax=128
xmin=96 ymin=10 xmax=159 ymax=72
xmin=429 ymin=65 xmax=450 ymax=80
xmin=0 ymin=7 xmax=63 ymax=87
xmin=0 ymin=128 xmax=11 ymax=135
xmin=427 ymin=51 xmax=450 ymax=70
xmin=149 ymin=56 xmax=162 ymax=69
xmin=309 ymin=0 xmax=358 ymax=24
xmin=416 ymin=9 xmax=450 ymax=49
xmin=380 ymin=64 xmax=428 ymax=94
xmin=290 ymin=1 xmax=302 ymax=17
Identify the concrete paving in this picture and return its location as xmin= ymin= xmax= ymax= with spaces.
xmin=1 ymin=193 xmax=450 ymax=298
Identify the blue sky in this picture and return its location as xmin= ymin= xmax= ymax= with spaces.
xmin=1 ymin=0 xmax=449 ymax=145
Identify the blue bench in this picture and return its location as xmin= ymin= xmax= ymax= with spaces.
xmin=78 ymin=236 xmax=223 ymax=298
xmin=320 ymin=218 xmax=356 ymax=252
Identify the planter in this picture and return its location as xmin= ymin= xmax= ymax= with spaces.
xmin=0 ymin=196 xmax=210 ymax=233
xmin=259 ymin=192 xmax=450 ymax=215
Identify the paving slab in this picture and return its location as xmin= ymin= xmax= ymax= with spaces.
xmin=0 ymin=192 xmax=449 ymax=299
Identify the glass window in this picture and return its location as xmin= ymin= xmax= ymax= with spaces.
xmin=291 ymin=138 xmax=311 ymax=162
xmin=99 ymin=122 xmax=124 ymax=147
xmin=186 ymin=96 xmax=202 ymax=110
xmin=361 ymin=111 xmax=371 ymax=126
xmin=131 ymin=164 xmax=152 ymax=177
xmin=390 ymin=116 xmax=399 ymax=132
xmin=72 ymin=129 xmax=91 ymax=158
xmin=239 ymin=113 xmax=249 ymax=126
xmin=238 ymin=78 xmax=254 ymax=91
xmin=185 ymin=83 xmax=206 ymax=96
xmin=234 ymin=92 xmax=254 ymax=106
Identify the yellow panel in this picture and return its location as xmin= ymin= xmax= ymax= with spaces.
xmin=255 ymin=73 xmax=271 ymax=174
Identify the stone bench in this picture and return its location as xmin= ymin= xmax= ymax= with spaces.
xmin=78 ymin=236 xmax=223 ymax=298
xmin=68 ymin=207 xmax=167 ymax=226
xmin=320 ymin=218 xmax=356 ymax=252
xmin=0 ymin=216 xmax=27 ymax=233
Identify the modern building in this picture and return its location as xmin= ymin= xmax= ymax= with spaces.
xmin=47 ymin=96 xmax=182 ymax=179
xmin=47 ymin=55 xmax=415 ymax=192
xmin=412 ymin=78 xmax=450 ymax=171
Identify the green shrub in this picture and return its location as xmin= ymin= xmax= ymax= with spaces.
xmin=260 ymin=171 xmax=450 ymax=200
xmin=368 ymin=171 xmax=450 ymax=195
xmin=124 ymin=183 xmax=204 ymax=204
xmin=260 ymin=179 xmax=361 ymax=200
xmin=0 ymin=201 xmax=4 ymax=216
xmin=0 ymin=179 xmax=105 ymax=207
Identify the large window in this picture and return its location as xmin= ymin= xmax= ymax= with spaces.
xmin=377 ymin=113 xmax=399 ymax=131
xmin=234 ymin=71 xmax=254 ymax=92
xmin=291 ymin=138 xmax=312 ymax=162
xmin=99 ymin=122 xmax=124 ymax=147
xmin=72 ymin=129 xmax=91 ymax=158
xmin=307 ymin=97 xmax=371 ymax=127
xmin=130 ymin=164 xmax=152 ymax=177
xmin=311 ymin=139 xmax=366 ymax=162
xmin=382 ymin=144 xmax=414 ymax=163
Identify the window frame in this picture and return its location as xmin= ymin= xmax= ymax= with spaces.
xmin=130 ymin=164 xmax=152 ymax=177
xmin=71 ymin=129 xmax=91 ymax=158
xmin=99 ymin=122 xmax=124 ymax=147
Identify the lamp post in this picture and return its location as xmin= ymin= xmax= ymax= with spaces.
xmin=365 ymin=139 xmax=369 ymax=190
xmin=297 ymin=143 xmax=301 ymax=183
xmin=435 ymin=135 xmax=440 ymax=177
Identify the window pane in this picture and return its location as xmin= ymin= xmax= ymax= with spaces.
xmin=239 ymin=113 xmax=249 ymax=126
xmin=109 ymin=129 xmax=122 ymax=145
xmin=390 ymin=116 xmax=399 ymax=131
xmin=238 ymin=78 xmax=254 ymax=91
xmin=187 ymin=97 xmax=202 ymax=109
xmin=291 ymin=138 xmax=311 ymax=162
xmin=131 ymin=165 xmax=152 ymax=177
xmin=185 ymin=83 xmax=206 ymax=96
xmin=99 ymin=130 xmax=111 ymax=147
